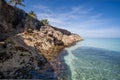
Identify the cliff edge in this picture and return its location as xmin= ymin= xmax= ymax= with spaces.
xmin=0 ymin=0 xmax=82 ymax=79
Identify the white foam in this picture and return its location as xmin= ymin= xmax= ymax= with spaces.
xmin=64 ymin=42 xmax=81 ymax=80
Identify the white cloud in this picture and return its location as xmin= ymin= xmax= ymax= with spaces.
xmin=33 ymin=5 xmax=97 ymax=23
xmin=33 ymin=5 xmax=52 ymax=13
xmin=33 ymin=5 xmax=120 ymax=38
xmin=71 ymin=28 xmax=120 ymax=38
xmin=47 ymin=18 xmax=63 ymax=23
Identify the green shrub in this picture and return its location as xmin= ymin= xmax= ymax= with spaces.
xmin=29 ymin=11 xmax=37 ymax=18
xmin=41 ymin=19 xmax=49 ymax=25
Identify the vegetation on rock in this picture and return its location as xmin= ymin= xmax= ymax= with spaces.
xmin=29 ymin=11 xmax=37 ymax=18
xmin=41 ymin=19 xmax=49 ymax=26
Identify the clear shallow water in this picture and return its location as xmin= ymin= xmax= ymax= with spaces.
xmin=64 ymin=38 xmax=120 ymax=80
xmin=79 ymin=38 xmax=120 ymax=52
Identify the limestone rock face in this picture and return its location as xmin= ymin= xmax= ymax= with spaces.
xmin=62 ymin=34 xmax=81 ymax=46
xmin=19 ymin=25 xmax=82 ymax=60
xmin=0 ymin=0 xmax=82 ymax=79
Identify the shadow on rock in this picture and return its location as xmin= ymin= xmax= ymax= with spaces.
xmin=50 ymin=50 xmax=72 ymax=80
xmin=0 ymin=36 xmax=56 ymax=79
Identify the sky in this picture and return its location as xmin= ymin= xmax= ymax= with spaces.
xmin=7 ymin=0 xmax=120 ymax=38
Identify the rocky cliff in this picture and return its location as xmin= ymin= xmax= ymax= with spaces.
xmin=0 ymin=0 xmax=82 ymax=79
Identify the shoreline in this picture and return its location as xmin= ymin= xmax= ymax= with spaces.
xmin=48 ymin=40 xmax=83 ymax=80
xmin=50 ymin=50 xmax=72 ymax=80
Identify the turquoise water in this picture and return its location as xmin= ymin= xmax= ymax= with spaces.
xmin=64 ymin=38 xmax=120 ymax=80
xmin=80 ymin=38 xmax=120 ymax=52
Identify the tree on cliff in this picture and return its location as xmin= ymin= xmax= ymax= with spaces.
xmin=8 ymin=0 xmax=25 ymax=7
xmin=29 ymin=11 xmax=37 ymax=18
xmin=41 ymin=19 xmax=49 ymax=26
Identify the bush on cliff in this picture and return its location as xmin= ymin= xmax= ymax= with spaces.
xmin=41 ymin=19 xmax=49 ymax=26
xmin=29 ymin=11 xmax=37 ymax=19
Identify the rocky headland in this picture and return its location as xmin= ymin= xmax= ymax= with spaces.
xmin=0 ymin=0 xmax=82 ymax=79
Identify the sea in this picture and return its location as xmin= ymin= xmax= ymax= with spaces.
xmin=63 ymin=38 xmax=120 ymax=80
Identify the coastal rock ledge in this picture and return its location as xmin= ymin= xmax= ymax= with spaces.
xmin=0 ymin=0 xmax=82 ymax=79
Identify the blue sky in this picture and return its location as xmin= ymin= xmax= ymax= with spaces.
xmin=7 ymin=0 xmax=120 ymax=38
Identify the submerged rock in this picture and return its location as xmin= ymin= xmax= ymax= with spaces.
xmin=0 ymin=0 xmax=82 ymax=79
